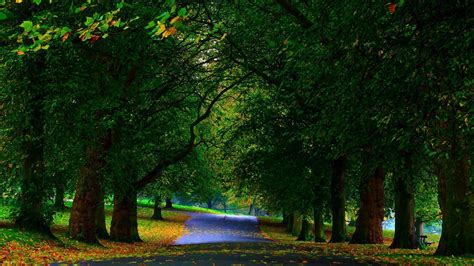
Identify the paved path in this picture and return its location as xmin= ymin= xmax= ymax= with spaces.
xmin=174 ymin=212 xmax=271 ymax=245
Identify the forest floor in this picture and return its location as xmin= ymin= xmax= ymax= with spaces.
xmin=258 ymin=218 xmax=474 ymax=265
xmin=0 ymin=205 xmax=189 ymax=264
xmin=1 ymin=205 xmax=473 ymax=265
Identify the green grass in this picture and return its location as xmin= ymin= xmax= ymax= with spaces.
xmin=136 ymin=199 xmax=228 ymax=215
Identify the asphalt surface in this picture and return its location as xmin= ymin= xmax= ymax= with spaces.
xmin=174 ymin=212 xmax=272 ymax=245
xmin=54 ymin=212 xmax=367 ymax=265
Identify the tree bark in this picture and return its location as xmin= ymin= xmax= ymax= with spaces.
xmin=96 ymin=189 xmax=109 ymax=239
xmin=206 ymin=200 xmax=213 ymax=209
xmin=15 ymin=95 xmax=50 ymax=234
xmin=165 ymin=197 xmax=173 ymax=209
xmin=435 ymin=153 xmax=473 ymax=255
xmin=330 ymin=155 xmax=348 ymax=242
xmin=390 ymin=155 xmax=417 ymax=249
xmin=54 ymin=182 xmax=66 ymax=211
xmin=151 ymin=196 xmax=163 ymax=220
xmin=350 ymin=166 xmax=385 ymax=244
xmin=292 ymin=213 xmax=302 ymax=236
xmin=313 ymin=208 xmax=325 ymax=242
xmin=415 ymin=218 xmax=424 ymax=246
xmin=68 ymin=146 xmax=103 ymax=243
xmin=110 ymin=188 xmax=141 ymax=242
xmin=297 ymin=217 xmax=310 ymax=241
xmin=286 ymin=213 xmax=294 ymax=232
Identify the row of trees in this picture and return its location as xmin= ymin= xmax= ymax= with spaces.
xmin=0 ymin=0 xmax=471 ymax=257
xmin=1 ymin=0 xmax=242 ymax=243
xmin=209 ymin=0 xmax=472 ymax=256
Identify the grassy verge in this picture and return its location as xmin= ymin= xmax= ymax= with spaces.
xmin=0 ymin=206 xmax=189 ymax=264
xmin=137 ymin=199 xmax=228 ymax=215
xmin=258 ymin=218 xmax=473 ymax=265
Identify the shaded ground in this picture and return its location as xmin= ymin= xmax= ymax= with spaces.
xmin=60 ymin=243 xmax=366 ymax=265
xmin=174 ymin=212 xmax=271 ymax=245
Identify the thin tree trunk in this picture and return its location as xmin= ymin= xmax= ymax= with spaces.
xmin=297 ymin=217 xmax=310 ymax=241
xmin=415 ymin=218 xmax=424 ymax=246
xmin=207 ymin=200 xmax=213 ymax=209
xmin=350 ymin=166 xmax=385 ymax=244
xmin=110 ymin=188 xmax=141 ymax=242
xmin=313 ymin=208 xmax=325 ymax=242
xmin=330 ymin=155 xmax=348 ymax=242
xmin=151 ymin=196 xmax=163 ymax=220
xmin=165 ymin=197 xmax=173 ymax=209
xmin=286 ymin=213 xmax=294 ymax=232
xmin=54 ymin=183 xmax=66 ymax=211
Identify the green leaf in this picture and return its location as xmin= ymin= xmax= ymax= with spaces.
xmin=178 ymin=7 xmax=187 ymax=17
xmin=399 ymin=0 xmax=405 ymax=7
xmin=99 ymin=23 xmax=109 ymax=32
xmin=116 ymin=2 xmax=123 ymax=9
xmin=33 ymin=0 xmax=41 ymax=5
xmin=0 ymin=12 xmax=7 ymax=20
xmin=85 ymin=17 xmax=94 ymax=26
xmin=19 ymin=21 xmax=34 ymax=32
xmin=145 ymin=21 xmax=155 ymax=30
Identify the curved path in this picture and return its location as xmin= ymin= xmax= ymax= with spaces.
xmin=174 ymin=212 xmax=271 ymax=245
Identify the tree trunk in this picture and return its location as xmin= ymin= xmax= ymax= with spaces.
xmin=435 ymin=153 xmax=473 ymax=255
xmin=292 ymin=213 xmax=302 ymax=236
xmin=15 ymin=96 xmax=50 ymax=234
xmin=390 ymin=155 xmax=417 ymax=249
xmin=68 ymin=146 xmax=103 ymax=243
xmin=249 ymin=204 xmax=255 ymax=216
xmin=313 ymin=208 xmax=325 ymax=242
xmin=330 ymin=155 xmax=348 ymax=243
xmin=350 ymin=166 xmax=385 ymax=244
xmin=54 ymin=183 xmax=66 ymax=211
xmin=165 ymin=197 xmax=173 ymax=209
xmin=151 ymin=196 xmax=163 ymax=220
xmin=286 ymin=213 xmax=294 ymax=232
xmin=415 ymin=218 xmax=424 ymax=246
xmin=297 ymin=217 xmax=310 ymax=241
xmin=206 ymin=200 xmax=213 ymax=209
xmin=282 ymin=213 xmax=289 ymax=226
xmin=96 ymin=189 xmax=109 ymax=239
xmin=110 ymin=188 xmax=141 ymax=242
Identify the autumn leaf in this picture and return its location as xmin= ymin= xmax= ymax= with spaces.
xmin=61 ymin=32 xmax=70 ymax=42
xmin=388 ymin=3 xmax=397 ymax=14
xmin=16 ymin=51 xmax=25 ymax=56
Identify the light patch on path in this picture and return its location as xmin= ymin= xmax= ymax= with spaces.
xmin=174 ymin=212 xmax=272 ymax=245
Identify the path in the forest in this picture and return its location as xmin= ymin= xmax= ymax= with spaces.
xmin=63 ymin=212 xmax=366 ymax=265
xmin=174 ymin=212 xmax=271 ymax=245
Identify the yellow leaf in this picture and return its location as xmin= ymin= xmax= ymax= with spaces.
xmin=16 ymin=0 xmax=23 ymax=3
xmin=170 ymin=16 xmax=181 ymax=25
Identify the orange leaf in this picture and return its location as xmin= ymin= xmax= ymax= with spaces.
xmin=388 ymin=3 xmax=396 ymax=14
xmin=16 ymin=51 xmax=25 ymax=55
xmin=61 ymin=32 xmax=70 ymax=42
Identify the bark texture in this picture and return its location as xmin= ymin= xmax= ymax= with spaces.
xmin=390 ymin=157 xmax=417 ymax=249
xmin=297 ymin=217 xmax=310 ymax=241
xmin=313 ymin=208 xmax=326 ymax=242
xmin=330 ymin=155 xmax=348 ymax=242
xmin=54 ymin=183 xmax=65 ymax=211
xmin=151 ymin=196 xmax=163 ymax=220
xmin=350 ymin=166 xmax=385 ymax=244
xmin=110 ymin=188 xmax=141 ymax=242
xmin=68 ymin=146 xmax=103 ymax=243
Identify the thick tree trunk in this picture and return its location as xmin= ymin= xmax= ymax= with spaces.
xmin=390 ymin=176 xmax=417 ymax=248
xmin=165 ymin=197 xmax=173 ymax=209
xmin=435 ymin=153 xmax=473 ymax=255
xmin=390 ymin=155 xmax=417 ymax=249
xmin=110 ymin=188 xmax=141 ymax=242
xmin=297 ymin=217 xmax=310 ymax=241
xmin=292 ymin=213 xmax=302 ymax=236
xmin=54 ymin=183 xmax=66 ymax=211
xmin=15 ymin=97 xmax=50 ymax=234
xmin=96 ymin=189 xmax=109 ymax=239
xmin=350 ymin=166 xmax=385 ymax=244
xmin=313 ymin=208 xmax=325 ymax=242
xmin=151 ymin=196 xmax=163 ymax=220
xmin=330 ymin=155 xmax=348 ymax=242
xmin=68 ymin=146 xmax=103 ymax=243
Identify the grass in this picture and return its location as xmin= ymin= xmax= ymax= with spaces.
xmin=0 ymin=205 xmax=189 ymax=264
xmin=137 ymin=199 xmax=229 ymax=215
xmin=258 ymin=218 xmax=473 ymax=265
